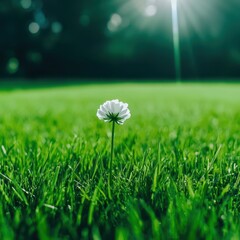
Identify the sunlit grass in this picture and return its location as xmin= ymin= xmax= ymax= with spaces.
xmin=0 ymin=82 xmax=239 ymax=239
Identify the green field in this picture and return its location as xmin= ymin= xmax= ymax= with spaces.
xmin=0 ymin=83 xmax=239 ymax=239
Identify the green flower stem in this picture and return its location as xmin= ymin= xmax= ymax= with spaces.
xmin=108 ymin=121 xmax=115 ymax=199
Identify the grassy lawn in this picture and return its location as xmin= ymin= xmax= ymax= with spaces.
xmin=0 ymin=82 xmax=239 ymax=239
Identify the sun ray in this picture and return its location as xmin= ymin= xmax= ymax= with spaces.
xmin=171 ymin=0 xmax=181 ymax=81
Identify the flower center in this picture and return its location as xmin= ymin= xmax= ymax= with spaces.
xmin=106 ymin=112 xmax=121 ymax=122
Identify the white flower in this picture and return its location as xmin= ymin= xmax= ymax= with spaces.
xmin=97 ymin=99 xmax=131 ymax=125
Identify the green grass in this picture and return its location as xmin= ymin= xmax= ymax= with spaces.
xmin=0 ymin=82 xmax=239 ymax=239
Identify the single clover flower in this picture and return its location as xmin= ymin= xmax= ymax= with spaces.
xmin=96 ymin=99 xmax=131 ymax=199
xmin=96 ymin=99 xmax=131 ymax=125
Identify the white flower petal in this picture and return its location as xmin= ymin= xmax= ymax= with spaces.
xmin=118 ymin=108 xmax=128 ymax=117
xmin=110 ymin=101 xmax=117 ymax=113
xmin=97 ymin=109 xmax=106 ymax=118
xmin=100 ymin=105 xmax=108 ymax=115
xmin=121 ymin=113 xmax=131 ymax=120
xmin=105 ymin=101 xmax=112 ymax=112
xmin=114 ymin=102 xmax=121 ymax=114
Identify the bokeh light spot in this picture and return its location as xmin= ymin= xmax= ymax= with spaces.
xmin=28 ymin=22 xmax=40 ymax=34
xmin=7 ymin=58 xmax=19 ymax=74
xmin=107 ymin=13 xmax=122 ymax=32
xmin=27 ymin=51 xmax=42 ymax=63
xmin=20 ymin=0 xmax=32 ymax=9
xmin=79 ymin=14 xmax=90 ymax=27
xmin=34 ymin=10 xmax=48 ymax=28
xmin=51 ymin=21 xmax=62 ymax=34
xmin=144 ymin=5 xmax=157 ymax=17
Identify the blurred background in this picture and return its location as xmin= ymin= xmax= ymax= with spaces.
xmin=1 ymin=0 xmax=240 ymax=80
